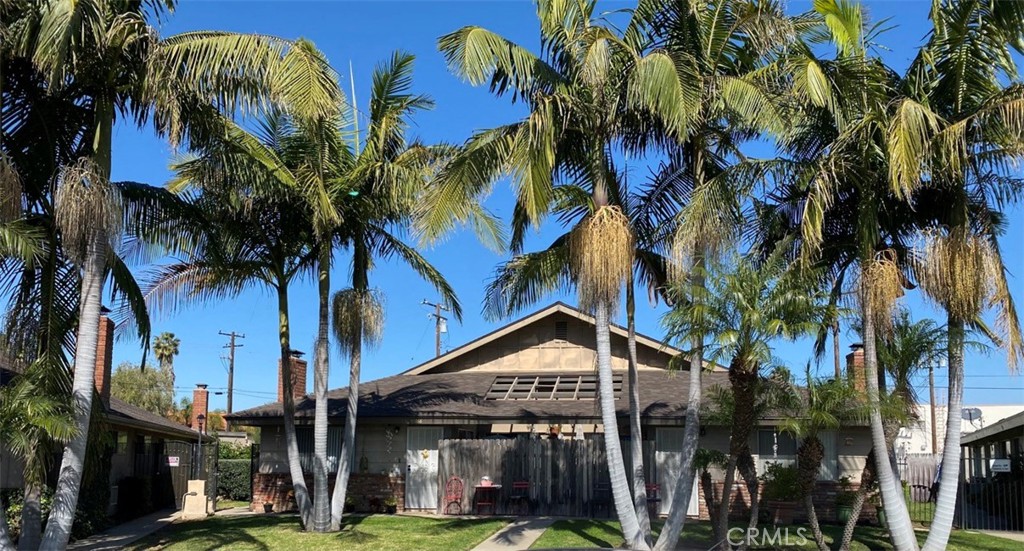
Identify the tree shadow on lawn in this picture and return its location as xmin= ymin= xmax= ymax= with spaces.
xmin=565 ymin=519 xmax=623 ymax=548
xmin=132 ymin=515 xmax=289 ymax=551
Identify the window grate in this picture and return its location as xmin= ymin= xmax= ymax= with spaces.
xmin=554 ymin=321 xmax=568 ymax=341
xmin=485 ymin=374 xmax=621 ymax=401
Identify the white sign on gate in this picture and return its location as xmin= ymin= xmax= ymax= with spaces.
xmin=168 ymin=456 xmax=180 ymax=467
xmin=990 ymin=459 xmax=1011 ymax=473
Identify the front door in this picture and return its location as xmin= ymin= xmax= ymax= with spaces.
xmin=656 ymin=427 xmax=699 ymax=517
xmin=405 ymin=426 xmax=443 ymax=510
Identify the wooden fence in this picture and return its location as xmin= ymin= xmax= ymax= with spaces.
xmin=437 ymin=437 xmax=655 ymax=517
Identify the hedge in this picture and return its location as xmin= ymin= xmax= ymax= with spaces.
xmin=218 ymin=459 xmax=251 ymax=501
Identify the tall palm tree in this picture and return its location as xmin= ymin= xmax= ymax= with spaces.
xmin=326 ymin=52 xmax=462 ymax=530
xmin=429 ymin=0 xmax=720 ymax=545
xmin=152 ymin=332 xmax=180 ymax=371
xmin=151 ymin=154 xmax=319 ymax=528
xmin=778 ymin=369 xmax=860 ymax=551
xmin=891 ymin=2 xmax=1024 ymax=548
xmin=662 ymin=246 xmax=826 ymax=549
xmin=4 ymin=1 xmax=340 ymax=545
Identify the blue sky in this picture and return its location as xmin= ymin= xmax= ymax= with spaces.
xmin=109 ymin=1 xmax=1023 ymax=411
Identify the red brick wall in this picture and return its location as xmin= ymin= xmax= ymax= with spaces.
xmin=692 ymin=480 xmax=879 ymax=523
xmin=251 ymin=473 xmax=405 ymax=514
xmin=277 ymin=356 xmax=308 ymax=403
xmin=847 ymin=346 xmax=866 ymax=393
xmin=94 ymin=315 xmax=115 ymax=408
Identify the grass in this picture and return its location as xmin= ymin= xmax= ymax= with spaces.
xmin=904 ymin=485 xmax=936 ymax=526
xmin=126 ymin=514 xmax=508 ymax=551
xmin=529 ymin=519 xmax=1020 ymax=550
xmin=216 ymin=500 xmax=250 ymax=511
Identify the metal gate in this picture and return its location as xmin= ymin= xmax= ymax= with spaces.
xmin=958 ymin=451 xmax=1023 ymax=531
xmin=164 ymin=440 xmax=219 ymax=509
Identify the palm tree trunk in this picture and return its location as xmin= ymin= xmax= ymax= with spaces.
xmin=329 ymin=330 xmax=360 ymax=531
xmin=839 ymin=448 xmax=877 ymax=551
xmin=920 ymin=315 xmax=964 ymax=551
xmin=718 ymin=366 xmax=757 ymax=548
xmin=833 ymin=320 xmax=841 ymax=379
xmin=595 ymin=302 xmax=648 ymax=550
xmin=654 ymin=325 xmax=703 ymax=551
xmin=18 ymin=480 xmax=41 ymax=551
xmin=736 ymin=448 xmax=760 ymax=551
xmin=861 ymin=296 xmax=918 ymax=551
xmin=40 ymin=229 xmax=105 ymax=549
xmin=626 ymin=284 xmax=652 ymax=543
xmin=797 ymin=436 xmax=828 ymax=551
xmin=311 ymin=248 xmax=331 ymax=532
xmin=277 ymin=285 xmax=313 ymax=528
xmin=714 ymin=459 xmax=736 ymax=548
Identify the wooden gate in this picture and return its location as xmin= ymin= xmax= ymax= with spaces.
xmin=438 ymin=437 xmax=655 ymax=517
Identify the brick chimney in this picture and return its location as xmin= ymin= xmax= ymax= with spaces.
xmin=94 ymin=312 xmax=115 ymax=409
xmin=847 ymin=343 xmax=866 ymax=393
xmin=277 ymin=350 xmax=307 ymax=403
xmin=191 ymin=384 xmax=209 ymax=432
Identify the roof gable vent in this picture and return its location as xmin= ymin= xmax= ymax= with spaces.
xmin=554 ymin=321 xmax=568 ymax=341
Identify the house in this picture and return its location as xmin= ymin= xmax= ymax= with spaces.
xmin=1 ymin=314 xmax=215 ymax=519
xmin=228 ymin=302 xmax=873 ymax=520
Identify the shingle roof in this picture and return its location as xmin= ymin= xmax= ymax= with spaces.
xmin=228 ymin=369 xmax=733 ymax=424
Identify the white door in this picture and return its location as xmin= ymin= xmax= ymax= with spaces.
xmin=406 ymin=426 xmax=443 ymax=510
xmin=656 ymin=427 xmax=700 ymax=517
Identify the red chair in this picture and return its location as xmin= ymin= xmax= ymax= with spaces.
xmin=444 ymin=476 xmax=464 ymax=515
xmin=646 ymin=483 xmax=661 ymax=517
xmin=508 ymin=480 xmax=530 ymax=515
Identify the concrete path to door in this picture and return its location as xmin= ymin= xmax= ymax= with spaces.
xmin=979 ymin=530 xmax=1024 ymax=543
xmin=68 ymin=509 xmax=178 ymax=551
xmin=472 ymin=517 xmax=556 ymax=551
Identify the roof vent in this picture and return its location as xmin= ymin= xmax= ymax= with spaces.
xmin=554 ymin=321 xmax=568 ymax=341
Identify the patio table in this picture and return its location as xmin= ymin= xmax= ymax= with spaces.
xmin=474 ymin=484 xmax=502 ymax=515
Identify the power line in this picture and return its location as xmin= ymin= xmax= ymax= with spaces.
xmin=219 ymin=330 xmax=245 ymax=414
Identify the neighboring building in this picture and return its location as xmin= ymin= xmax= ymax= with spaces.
xmin=896 ymin=404 xmax=1024 ymax=457
xmin=229 ymin=302 xmax=874 ymax=520
xmin=958 ymin=411 xmax=1024 ymax=532
xmin=1 ymin=314 xmax=214 ymax=518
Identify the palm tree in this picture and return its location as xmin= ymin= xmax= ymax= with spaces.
xmin=152 ymin=332 xmax=180 ymax=389
xmin=325 ymin=52 xmax=462 ymax=530
xmin=662 ymin=246 xmax=827 ymax=549
xmin=484 ymin=173 xmax=672 ymax=537
xmin=778 ymin=369 xmax=860 ymax=551
xmin=890 ymin=3 xmax=1024 ymax=548
xmin=4 ymin=1 xmax=340 ymax=545
xmin=149 ymin=160 xmax=319 ymax=528
xmin=429 ymin=1 xmax=724 ymax=545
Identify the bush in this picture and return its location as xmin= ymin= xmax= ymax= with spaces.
xmin=218 ymin=459 xmax=251 ymax=501
xmin=218 ymin=442 xmax=252 ymax=460
xmin=761 ymin=461 xmax=801 ymax=502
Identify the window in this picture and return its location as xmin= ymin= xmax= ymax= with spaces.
xmin=115 ymin=432 xmax=128 ymax=455
xmin=554 ymin=321 xmax=569 ymax=341
xmin=758 ymin=429 xmax=797 ymax=457
xmin=484 ymin=374 xmax=621 ymax=400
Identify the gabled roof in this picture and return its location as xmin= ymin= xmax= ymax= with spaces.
xmin=403 ymin=301 xmax=710 ymax=375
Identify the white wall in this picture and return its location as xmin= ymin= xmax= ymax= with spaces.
xmin=896 ymin=404 xmax=1024 ymax=456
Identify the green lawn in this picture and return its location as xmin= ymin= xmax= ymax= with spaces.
xmin=215 ymin=500 xmax=250 ymax=511
xmin=530 ymin=520 xmax=1019 ymax=550
xmin=126 ymin=514 xmax=508 ymax=551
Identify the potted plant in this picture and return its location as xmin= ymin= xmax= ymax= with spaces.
xmin=383 ymin=496 xmax=398 ymax=515
xmin=263 ymin=501 xmax=274 ymax=513
xmin=872 ymin=493 xmax=887 ymax=528
xmin=344 ymin=495 xmax=356 ymax=514
xmin=761 ymin=462 xmax=801 ymax=525
xmin=836 ymin=476 xmax=856 ymax=524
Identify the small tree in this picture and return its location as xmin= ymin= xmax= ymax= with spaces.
xmin=110 ymin=362 xmax=174 ymax=416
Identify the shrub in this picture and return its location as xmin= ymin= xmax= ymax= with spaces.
xmin=761 ymin=461 xmax=801 ymax=502
xmin=218 ymin=442 xmax=252 ymax=460
xmin=218 ymin=459 xmax=251 ymax=501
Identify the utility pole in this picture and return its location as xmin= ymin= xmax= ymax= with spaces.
xmin=219 ymin=330 xmax=245 ymax=413
xmin=422 ymin=300 xmax=449 ymax=357
xmin=929 ymin=360 xmax=939 ymax=454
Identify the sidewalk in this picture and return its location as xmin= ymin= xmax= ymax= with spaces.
xmin=68 ymin=509 xmax=177 ymax=551
xmin=979 ymin=531 xmax=1024 ymax=543
xmin=472 ymin=517 xmax=556 ymax=551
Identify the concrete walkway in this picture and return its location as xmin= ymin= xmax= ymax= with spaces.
xmin=979 ymin=530 xmax=1024 ymax=543
xmin=473 ymin=517 xmax=556 ymax=551
xmin=68 ymin=509 xmax=178 ymax=551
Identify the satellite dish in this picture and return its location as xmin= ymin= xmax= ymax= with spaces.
xmin=961 ymin=408 xmax=983 ymax=422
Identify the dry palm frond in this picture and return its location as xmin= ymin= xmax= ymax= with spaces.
xmin=54 ymin=158 xmax=123 ymax=263
xmin=858 ymin=250 xmax=903 ymax=333
xmin=569 ymin=206 xmax=634 ymax=313
xmin=331 ymin=288 xmax=385 ymax=358
xmin=914 ymin=228 xmax=999 ymax=321
xmin=0 ymin=153 xmax=23 ymax=223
